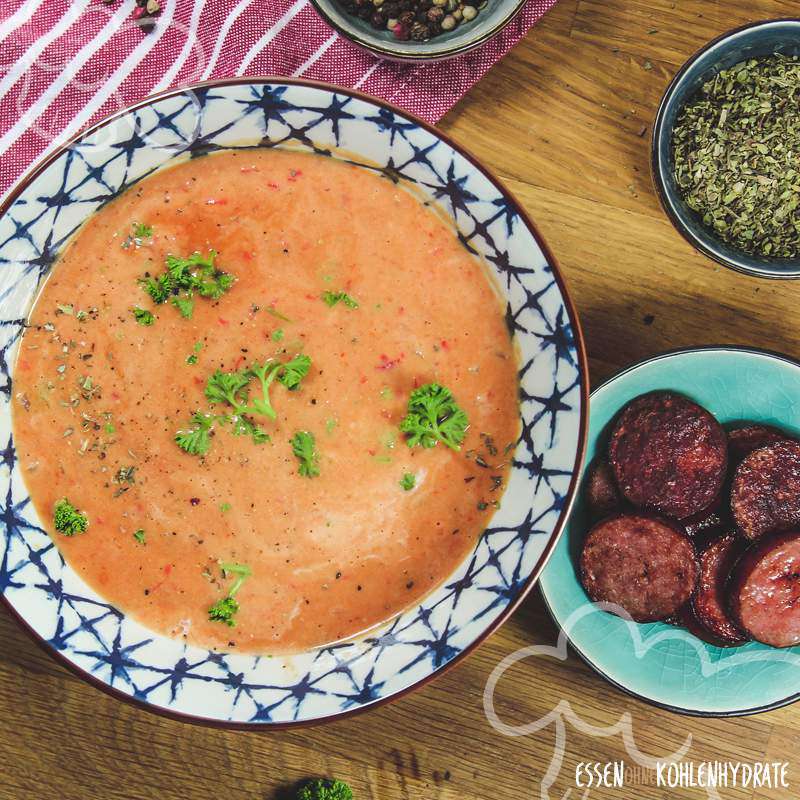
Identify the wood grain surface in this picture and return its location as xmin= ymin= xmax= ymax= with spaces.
xmin=3 ymin=2 xmax=799 ymax=798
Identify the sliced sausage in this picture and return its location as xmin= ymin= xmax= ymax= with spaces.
xmin=608 ymin=392 xmax=727 ymax=519
xmin=585 ymin=459 xmax=621 ymax=521
xmin=682 ymin=494 xmax=727 ymax=539
xmin=729 ymin=531 xmax=800 ymax=647
xmin=690 ymin=532 xmax=749 ymax=646
xmin=727 ymin=423 xmax=793 ymax=466
xmin=579 ymin=513 xmax=699 ymax=622
xmin=731 ymin=440 xmax=800 ymax=540
xmin=670 ymin=604 xmax=738 ymax=648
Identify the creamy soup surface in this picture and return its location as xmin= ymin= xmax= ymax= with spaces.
xmin=12 ymin=149 xmax=519 ymax=654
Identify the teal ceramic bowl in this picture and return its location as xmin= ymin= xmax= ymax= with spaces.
xmin=540 ymin=346 xmax=800 ymax=716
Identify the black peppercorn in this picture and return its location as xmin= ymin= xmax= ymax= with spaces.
xmin=337 ymin=0 xmax=477 ymax=39
xmin=410 ymin=21 xmax=429 ymax=39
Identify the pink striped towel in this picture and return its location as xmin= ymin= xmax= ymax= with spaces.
xmin=0 ymin=0 xmax=557 ymax=200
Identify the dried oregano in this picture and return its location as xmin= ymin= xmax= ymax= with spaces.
xmin=672 ymin=54 xmax=800 ymax=258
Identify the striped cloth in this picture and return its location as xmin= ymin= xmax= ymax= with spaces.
xmin=0 ymin=0 xmax=556 ymax=200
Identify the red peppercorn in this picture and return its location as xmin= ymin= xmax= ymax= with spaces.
xmin=393 ymin=22 xmax=409 ymax=39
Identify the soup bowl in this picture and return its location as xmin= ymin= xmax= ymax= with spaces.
xmin=0 ymin=78 xmax=587 ymax=727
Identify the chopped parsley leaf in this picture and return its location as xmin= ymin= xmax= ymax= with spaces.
xmin=400 ymin=472 xmax=416 ymax=491
xmin=277 ymin=353 xmax=311 ymax=390
xmin=208 ymin=596 xmax=239 ymax=627
xmin=219 ymin=502 xmax=231 ymax=513
xmin=133 ymin=529 xmax=146 ymax=545
xmin=174 ymin=411 xmax=215 ymax=456
xmin=133 ymin=222 xmax=152 ymax=239
xmin=271 ymin=328 xmax=284 ymax=342
xmin=325 ymin=418 xmax=337 ymax=434
xmin=132 ymin=307 xmax=155 ymax=326
xmin=186 ymin=343 xmax=202 ymax=364
xmin=399 ymin=383 xmax=469 ymax=451
xmin=208 ymin=562 xmax=252 ymax=627
xmin=54 ymin=498 xmax=88 ymax=536
xmin=177 ymin=355 xmax=311 ymax=456
xmin=322 ymin=290 xmax=359 ymax=309
xmin=291 ymin=430 xmax=320 ymax=477
xmin=139 ymin=251 xmax=234 ymax=319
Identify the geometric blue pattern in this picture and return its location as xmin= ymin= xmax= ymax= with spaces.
xmin=0 ymin=80 xmax=586 ymax=725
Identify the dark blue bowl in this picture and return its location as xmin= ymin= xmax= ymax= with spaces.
xmin=652 ymin=18 xmax=800 ymax=279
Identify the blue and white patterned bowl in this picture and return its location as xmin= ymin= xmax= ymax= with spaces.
xmin=0 ymin=79 xmax=587 ymax=727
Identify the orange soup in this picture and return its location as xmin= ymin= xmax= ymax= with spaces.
xmin=12 ymin=148 xmax=519 ymax=654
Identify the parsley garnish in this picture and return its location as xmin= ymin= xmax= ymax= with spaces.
xmin=271 ymin=328 xmax=284 ymax=342
xmin=186 ymin=343 xmax=202 ymax=365
xmin=205 ymin=354 xmax=311 ymax=419
xmin=291 ymin=430 xmax=320 ymax=477
xmin=54 ymin=498 xmax=88 ymax=536
xmin=322 ymin=290 xmax=359 ymax=309
xmin=208 ymin=562 xmax=251 ymax=627
xmin=132 ymin=306 xmax=155 ymax=326
xmin=399 ymin=383 xmax=469 ymax=451
xmin=139 ymin=251 xmax=234 ymax=319
xmin=219 ymin=502 xmax=231 ymax=513
xmin=174 ymin=411 xmax=215 ymax=456
xmin=133 ymin=529 xmax=146 ymax=544
xmin=400 ymin=472 xmax=416 ymax=491
xmin=176 ymin=355 xmax=310 ymax=456
xmin=122 ymin=222 xmax=153 ymax=249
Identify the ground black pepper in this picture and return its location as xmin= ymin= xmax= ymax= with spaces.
xmin=338 ymin=0 xmax=487 ymax=42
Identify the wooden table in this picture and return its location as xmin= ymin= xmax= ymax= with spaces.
xmin=4 ymin=2 xmax=800 ymax=798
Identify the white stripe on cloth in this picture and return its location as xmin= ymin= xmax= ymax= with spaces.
xmin=235 ymin=0 xmax=308 ymax=76
xmin=354 ymin=61 xmax=380 ymax=89
xmin=292 ymin=32 xmax=336 ymax=76
xmin=0 ymin=0 xmax=93 ymax=106
xmin=0 ymin=0 xmax=49 ymax=44
xmin=150 ymin=0 xmax=211 ymax=92
xmin=0 ymin=0 xmax=172 ymax=156
xmin=45 ymin=0 xmax=178 ymax=152
xmin=200 ymin=0 xmax=255 ymax=79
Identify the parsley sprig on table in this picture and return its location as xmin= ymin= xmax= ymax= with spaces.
xmin=208 ymin=562 xmax=251 ymax=627
xmin=399 ymin=383 xmax=468 ymax=451
xmin=174 ymin=355 xmax=312 ymax=456
xmin=296 ymin=779 xmax=353 ymax=800
xmin=139 ymin=251 xmax=234 ymax=320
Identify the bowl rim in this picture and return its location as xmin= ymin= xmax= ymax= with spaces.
xmin=651 ymin=17 xmax=800 ymax=280
xmin=541 ymin=343 xmax=800 ymax=718
xmin=307 ymin=0 xmax=528 ymax=61
xmin=0 ymin=75 xmax=589 ymax=730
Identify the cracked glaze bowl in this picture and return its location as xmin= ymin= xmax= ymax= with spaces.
xmin=0 ymin=79 xmax=587 ymax=727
